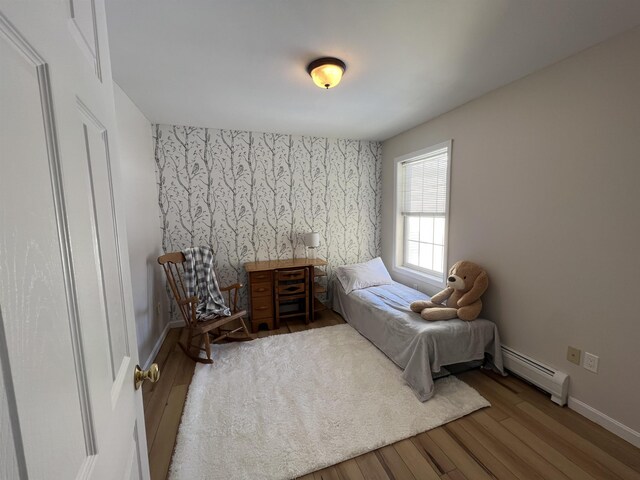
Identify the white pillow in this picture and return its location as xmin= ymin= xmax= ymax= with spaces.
xmin=335 ymin=257 xmax=393 ymax=294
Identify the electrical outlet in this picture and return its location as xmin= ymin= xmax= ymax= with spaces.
xmin=583 ymin=352 xmax=599 ymax=373
xmin=156 ymin=302 xmax=161 ymax=317
xmin=567 ymin=346 xmax=581 ymax=365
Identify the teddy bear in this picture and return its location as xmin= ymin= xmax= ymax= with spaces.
xmin=410 ymin=260 xmax=489 ymax=321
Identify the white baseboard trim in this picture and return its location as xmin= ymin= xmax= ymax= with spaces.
xmin=141 ymin=320 xmax=184 ymax=370
xmin=568 ymin=396 xmax=640 ymax=448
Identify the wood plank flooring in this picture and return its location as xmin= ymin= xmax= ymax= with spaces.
xmin=143 ymin=311 xmax=640 ymax=480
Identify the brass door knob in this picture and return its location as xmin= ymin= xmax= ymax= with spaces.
xmin=134 ymin=363 xmax=160 ymax=390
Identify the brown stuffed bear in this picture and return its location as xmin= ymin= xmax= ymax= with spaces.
xmin=410 ymin=260 xmax=488 ymax=321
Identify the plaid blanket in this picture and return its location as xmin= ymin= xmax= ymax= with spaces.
xmin=182 ymin=246 xmax=231 ymax=319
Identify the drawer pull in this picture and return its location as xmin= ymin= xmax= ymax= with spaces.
xmin=256 ymin=306 xmax=267 ymax=310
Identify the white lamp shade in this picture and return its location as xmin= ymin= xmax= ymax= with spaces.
xmin=304 ymin=232 xmax=320 ymax=248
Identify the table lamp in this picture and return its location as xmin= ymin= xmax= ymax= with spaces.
xmin=303 ymin=232 xmax=321 ymax=259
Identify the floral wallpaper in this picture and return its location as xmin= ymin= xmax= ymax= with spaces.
xmin=154 ymin=124 xmax=382 ymax=311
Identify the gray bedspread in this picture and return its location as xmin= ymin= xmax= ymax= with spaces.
xmin=333 ymin=280 xmax=504 ymax=401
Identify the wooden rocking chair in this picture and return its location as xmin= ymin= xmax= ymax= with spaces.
xmin=158 ymin=251 xmax=254 ymax=364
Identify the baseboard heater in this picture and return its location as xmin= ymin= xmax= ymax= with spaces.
xmin=501 ymin=346 xmax=569 ymax=406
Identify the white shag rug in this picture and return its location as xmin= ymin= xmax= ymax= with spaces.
xmin=169 ymin=324 xmax=489 ymax=480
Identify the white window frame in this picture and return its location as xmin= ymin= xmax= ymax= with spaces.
xmin=392 ymin=140 xmax=452 ymax=288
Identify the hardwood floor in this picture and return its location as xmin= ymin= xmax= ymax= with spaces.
xmin=143 ymin=311 xmax=640 ymax=480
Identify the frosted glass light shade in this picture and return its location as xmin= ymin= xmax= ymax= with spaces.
xmin=307 ymin=57 xmax=346 ymax=89
xmin=310 ymin=64 xmax=343 ymax=89
xmin=304 ymin=232 xmax=320 ymax=248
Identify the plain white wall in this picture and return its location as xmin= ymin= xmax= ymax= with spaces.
xmin=382 ymin=27 xmax=640 ymax=433
xmin=113 ymin=83 xmax=169 ymax=367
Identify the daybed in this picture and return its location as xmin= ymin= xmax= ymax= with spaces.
xmin=332 ymin=280 xmax=504 ymax=401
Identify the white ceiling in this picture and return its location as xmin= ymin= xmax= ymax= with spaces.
xmin=105 ymin=0 xmax=640 ymax=141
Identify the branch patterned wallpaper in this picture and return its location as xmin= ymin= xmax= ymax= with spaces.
xmin=154 ymin=124 xmax=382 ymax=312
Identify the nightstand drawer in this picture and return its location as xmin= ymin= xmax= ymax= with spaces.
xmin=251 ymin=296 xmax=273 ymax=319
xmin=251 ymin=282 xmax=272 ymax=298
xmin=250 ymin=271 xmax=272 ymax=283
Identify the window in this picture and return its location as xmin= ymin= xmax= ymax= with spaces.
xmin=394 ymin=141 xmax=451 ymax=286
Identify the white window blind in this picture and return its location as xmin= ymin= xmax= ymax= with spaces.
xmin=401 ymin=146 xmax=449 ymax=215
xmin=394 ymin=141 xmax=451 ymax=285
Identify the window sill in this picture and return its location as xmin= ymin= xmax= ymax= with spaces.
xmin=391 ymin=265 xmax=445 ymax=289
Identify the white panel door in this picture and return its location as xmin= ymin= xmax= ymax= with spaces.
xmin=0 ymin=2 xmax=149 ymax=479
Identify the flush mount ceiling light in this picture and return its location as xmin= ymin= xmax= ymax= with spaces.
xmin=306 ymin=57 xmax=347 ymax=89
